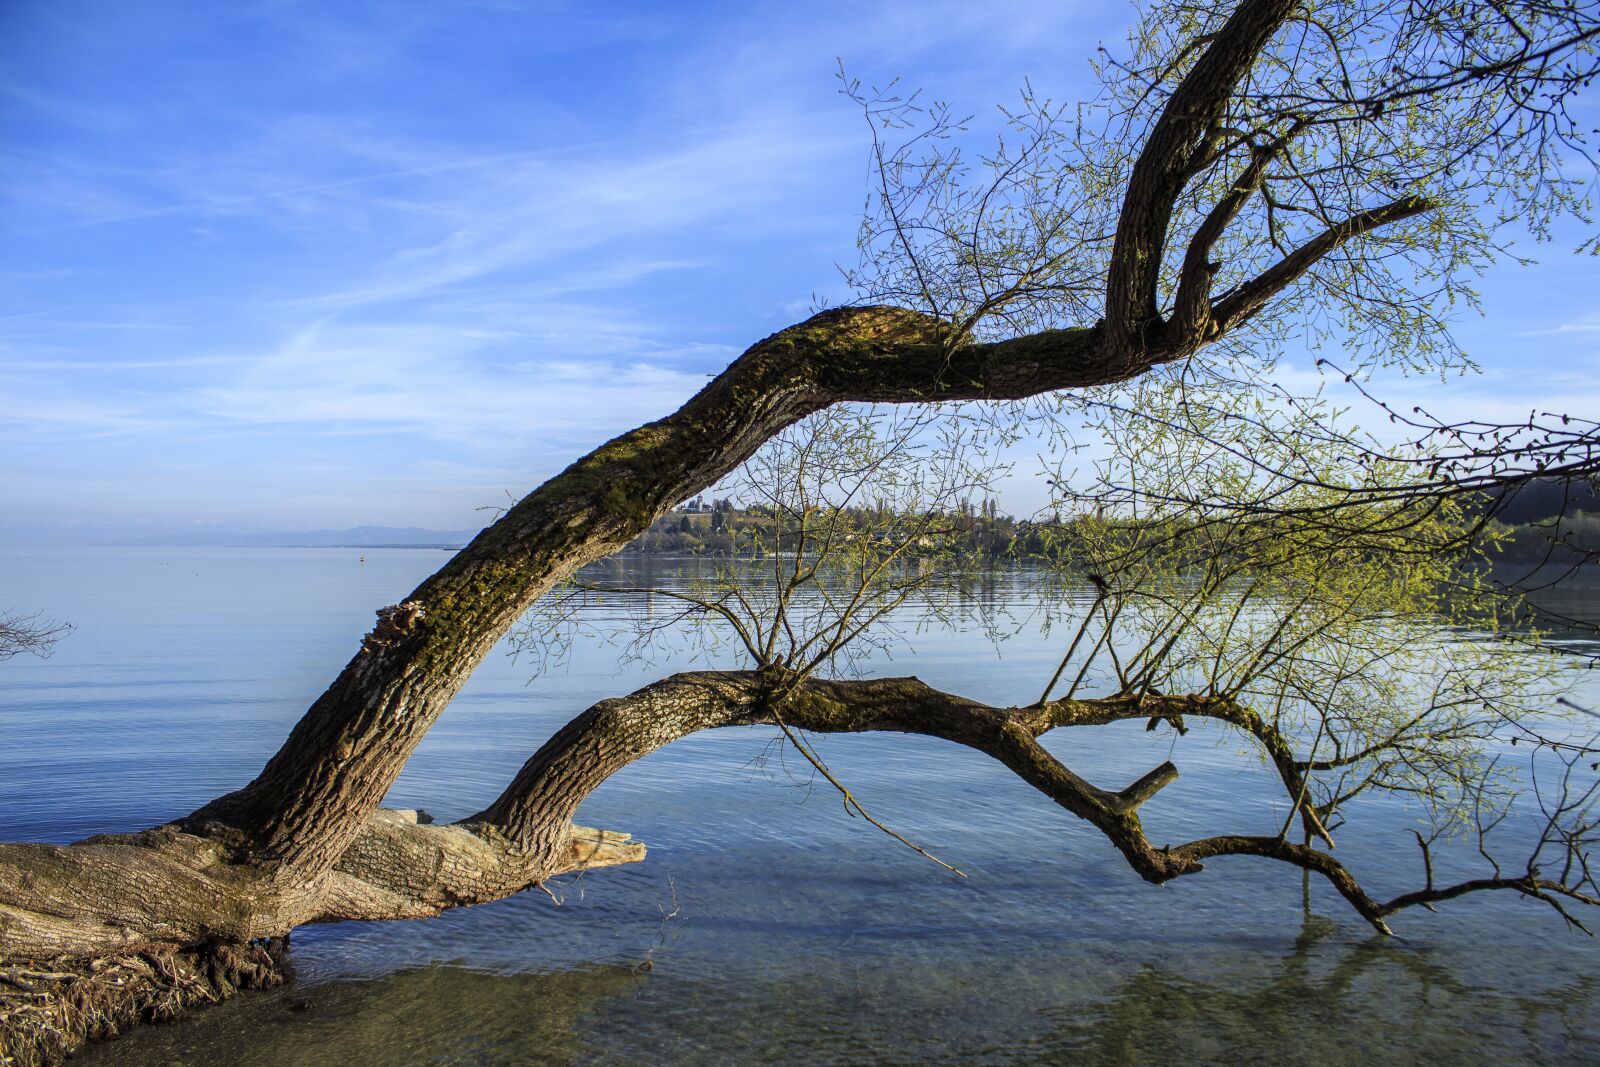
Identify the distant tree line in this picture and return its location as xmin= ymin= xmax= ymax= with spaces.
xmin=1482 ymin=478 xmax=1600 ymax=567
xmin=618 ymin=480 xmax=1600 ymax=569
xmin=620 ymin=498 xmax=1054 ymax=562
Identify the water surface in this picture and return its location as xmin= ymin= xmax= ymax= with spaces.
xmin=2 ymin=546 xmax=1596 ymax=1065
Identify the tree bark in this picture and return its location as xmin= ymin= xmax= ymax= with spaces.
xmin=182 ymin=309 xmax=1115 ymax=877
xmin=0 ymin=813 xmax=639 ymax=962
xmin=0 ymin=669 xmax=1259 ymax=960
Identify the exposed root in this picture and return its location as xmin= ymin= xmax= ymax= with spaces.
xmin=0 ymin=940 xmax=286 ymax=1067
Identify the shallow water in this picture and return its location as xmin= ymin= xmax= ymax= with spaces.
xmin=2 ymin=546 xmax=1597 ymax=1066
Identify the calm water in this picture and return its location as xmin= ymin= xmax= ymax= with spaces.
xmin=2 ymin=546 xmax=1597 ymax=1066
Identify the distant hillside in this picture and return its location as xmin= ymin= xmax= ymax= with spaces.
xmin=615 ymin=499 xmax=1045 ymax=560
xmin=1491 ymin=477 xmax=1600 ymax=525
xmin=1479 ymin=477 xmax=1600 ymax=566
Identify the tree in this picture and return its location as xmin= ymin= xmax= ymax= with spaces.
xmin=4 ymin=0 xmax=1600 ymax=1059
xmin=0 ymin=612 xmax=70 ymax=662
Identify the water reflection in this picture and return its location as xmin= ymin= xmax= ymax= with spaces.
xmin=4 ymin=548 xmax=1596 ymax=1065
xmin=1025 ymin=913 xmax=1580 ymax=1066
xmin=79 ymin=908 xmax=1598 ymax=1066
xmin=75 ymin=963 xmax=640 ymax=1067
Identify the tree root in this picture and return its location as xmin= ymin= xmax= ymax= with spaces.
xmin=0 ymin=940 xmax=286 ymax=1067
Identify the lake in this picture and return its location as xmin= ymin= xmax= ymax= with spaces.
xmin=2 ymin=546 xmax=1597 ymax=1065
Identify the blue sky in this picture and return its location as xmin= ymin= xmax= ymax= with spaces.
xmin=3 ymin=1 xmax=1598 ymax=543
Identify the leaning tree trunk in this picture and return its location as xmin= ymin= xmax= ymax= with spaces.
xmin=182 ymin=308 xmax=1115 ymax=875
xmin=0 ymin=308 xmax=1125 ymax=961
xmin=177 ymin=0 xmax=1351 ymax=878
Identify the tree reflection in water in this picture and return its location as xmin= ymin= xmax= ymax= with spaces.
xmin=82 ymin=905 xmax=1596 ymax=1066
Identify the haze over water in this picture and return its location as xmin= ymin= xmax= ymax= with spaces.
xmin=3 ymin=546 xmax=1597 ymax=1065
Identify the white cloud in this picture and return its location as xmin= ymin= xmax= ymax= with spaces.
xmin=186 ymin=317 xmax=706 ymax=444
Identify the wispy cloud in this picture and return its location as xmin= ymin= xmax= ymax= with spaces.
xmin=4 ymin=0 xmax=1593 ymax=535
xmin=1518 ymin=314 xmax=1600 ymax=336
xmin=188 ymin=317 xmax=708 ymax=442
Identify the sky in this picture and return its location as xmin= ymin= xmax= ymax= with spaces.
xmin=3 ymin=0 xmax=1598 ymax=544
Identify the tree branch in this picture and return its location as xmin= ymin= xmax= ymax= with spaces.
xmin=1105 ymin=0 xmax=1300 ymax=364
xmin=1209 ymin=196 xmax=1436 ymax=333
xmin=186 ymin=308 xmax=1114 ymax=875
xmin=1169 ymin=119 xmax=1306 ymax=346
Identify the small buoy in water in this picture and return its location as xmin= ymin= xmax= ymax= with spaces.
xmin=359 ymin=555 xmax=366 ymax=563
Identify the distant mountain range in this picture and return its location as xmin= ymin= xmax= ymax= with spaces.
xmin=136 ymin=526 xmax=482 ymax=548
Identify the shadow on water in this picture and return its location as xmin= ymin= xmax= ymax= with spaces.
xmin=1016 ymin=914 xmax=1597 ymax=1067
xmin=77 ymin=909 xmax=1598 ymax=1066
xmin=72 ymin=962 xmax=641 ymax=1067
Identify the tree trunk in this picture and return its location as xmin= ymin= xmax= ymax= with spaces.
xmin=183 ymin=308 xmax=1114 ymax=877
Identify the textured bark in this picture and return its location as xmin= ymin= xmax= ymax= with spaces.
xmin=1104 ymin=0 xmax=1299 ymax=362
xmin=465 ymin=671 xmax=1380 ymax=919
xmin=475 ymin=672 xmax=1192 ymax=852
xmin=0 ymin=671 xmax=1196 ymax=964
xmin=0 ymin=670 xmax=1290 ymax=960
xmin=469 ymin=673 xmax=1335 ymax=901
xmin=0 ymin=814 xmax=639 ymax=962
xmin=184 ymin=309 xmax=1112 ymax=878
xmin=6 ymin=661 xmax=1589 ymax=979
